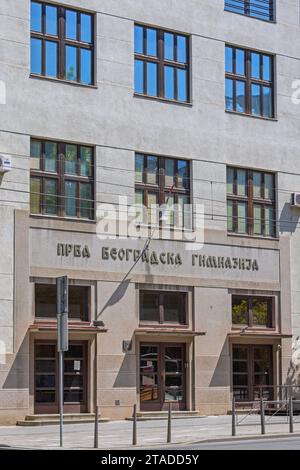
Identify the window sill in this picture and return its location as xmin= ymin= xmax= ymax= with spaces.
xmin=134 ymin=93 xmax=192 ymax=107
xmin=225 ymin=110 xmax=277 ymax=122
xmin=227 ymin=232 xmax=279 ymax=242
xmin=224 ymin=9 xmax=276 ymax=24
xmin=30 ymin=213 xmax=96 ymax=224
xmin=139 ymin=322 xmax=189 ymax=329
xmin=30 ymin=74 xmax=98 ymax=89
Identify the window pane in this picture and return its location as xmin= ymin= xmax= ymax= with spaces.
xmin=44 ymin=179 xmax=57 ymax=215
xmin=263 ymin=55 xmax=271 ymax=81
xmin=65 ymin=181 xmax=77 ymax=217
xmin=45 ymin=5 xmax=58 ymax=35
xmin=65 ymin=145 xmax=77 ymax=175
xmin=250 ymin=0 xmax=272 ymax=20
xmin=265 ymin=206 xmax=275 ymax=237
xmin=134 ymin=25 xmax=144 ymax=54
xmin=253 ymin=172 xmax=262 ymax=198
xmin=225 ymin=46 xmax=233 ymax=73
xmin=165 ymin=159 xmax=175 ymax=188
xmin=30 ymin=177 xmax=41 ymax=214
xmin=264 ymin=173 xmax=274 ymax=200
xmin=80 ymin=183 xmax=93 ymax=219
xmin=80 ymin=49 xmax=92 ymax=84
xmin=253 ymin=205 xmax=263 ymax=235
xmin=263 ymin=86 xmax=272 ymax=118
xmin=236 ymin=81 xmax=245 ymax=113
xmin=31 ymin=38 xmax=42 ymax=74
xmin=30 ymin=140 xmax=41 ymax=170
xmin=135 ymin=189 xmax=144 ymax=222
xmin=227 ymin=200 xmax=233 ymax=232
xmin=237 ymin=169 xmax=246 ymax=196
xmin=140 ymin=292 xmax=159 ymax=322
xmin=135 ymin=154 xmax=144 ymax=182
xmin=147 ymin=192 xmax=158 ymax=225
xmin=251 ymin=53 xmax=261 ymax=79
xmin=164 ymin=32 xmax=174 ymax=61
xmin=66 ymin=10 xmax=77 ymax=40
xmin=178 ymin=195 xmax=190 ymax=229
xmin=81 ymin=13 xmax=92 ymax=43
xmin=80 ymin=147 xmax=93 ymax=176
xmin=66 ymin=46 xmax=77 ymax=81
xmin=45 ymin=142 xmax=57 ymax=172
xmin=134 ymin=59 xmax=144 ymax=93
xmin=166 ymin=194 xmax=175 ymax=226
xmin=225 ymin=1 xmax=245 ymax=14
xmin=164 ymin=293 xmax=185 ymax=323
xmin=237 ymin=202 xmax=247 ymax=233
xmin=146 ymin=156 xmax=158 ymax=185
xmin=225 ymin=78 xmax=233 ymax=111
xmin=251 ymin=84 xmax=261 ymax=115
xmin=178 ymin=160 xmax=189 ymax=189
xmin=31 ymin=2 xmax=42 ymax=32
xmin=45 ymin=41 xmax=58 ymax=78
xmin=146 ymin=28 xmax=157 ymax=56
xmin=164 ymin=66 xmax=175 ymax=99
xmin=177 ymin=36 xmax=187 ymax=63
xmin=252 ymin=298 xmax=269 ymax=326
xmin=232 ymin=297 xmax=248 ymax=325
xmin=147 ymin=62 xmax=158 ymax=96
xmin=236 ymin=49 xmax=245 ymax=75
xmin=177 ymin=69 xmax=187 ymax=102
xmin=227 ymin=168 xmax=234 ymax=194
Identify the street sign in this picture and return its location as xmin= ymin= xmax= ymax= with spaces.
xmin=56 ymin=276 xmax=69 ymax=353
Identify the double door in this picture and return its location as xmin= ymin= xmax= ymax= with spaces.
xmin=140 ymin=343 xmax=186 ymax=411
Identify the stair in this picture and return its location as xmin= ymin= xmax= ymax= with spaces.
xmin=126 ymin=411 xmax=205 ymax=421
xmin=17 ymin=413 xmax=109 ymax=426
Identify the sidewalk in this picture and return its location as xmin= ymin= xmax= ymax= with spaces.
xmin=0 ymin=414 xmax=300 ymax=449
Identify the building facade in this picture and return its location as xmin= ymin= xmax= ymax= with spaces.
xmin=0 ymin=0 xmax=299 ymax=424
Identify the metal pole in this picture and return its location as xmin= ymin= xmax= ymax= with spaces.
xmin=167 ymin=402 xmax=172 ymax=443
xmin=232 ymin=396 xmax=236 ymax=437
xmin=94 ymin=406 xmax=99 ymax=448
xmin=289 ymin=396 xmax=294 ymax=434
xmin=132 ymin=404 xmax=137 ymax=446
xmin=260 ymin=396 xmax=265 ymax=435
xmin=59 ymin=350 xmax=63 ymax=447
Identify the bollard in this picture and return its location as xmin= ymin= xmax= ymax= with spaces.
xmin=232 ymin=396 xmax=236 ymax=437
xmin=94 ymin=406 xmax=100 ymax=449
xmin=167 ymin=402 xmax=172 ymax=443
xmin=289 ymin=396 xmax=294 ymax=434
xmin=132 ymin=404 xmax=137 ymax=446
xmin=260 ymin=396 xmax=265 ymax=435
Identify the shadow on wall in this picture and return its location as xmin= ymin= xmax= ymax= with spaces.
xmin=286 ymin=337 xmax=300 ymax=394
xmin=113 ymin=334 xmax=136 ymax=389
xmin=3 ymin=334 xmax=29 ymax=389
xmin=279 ymin=202 xmax=300 ymax=234
xmin=208 ymin=339 xmax=231 ymax=388
xmin=98 ymin=278 xmax=131 ymax=316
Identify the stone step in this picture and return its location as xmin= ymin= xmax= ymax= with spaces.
xmin=126 ymin=411 xmax=205 ymax=421
xmin=17 ymin=414 xmax=109 ymax=426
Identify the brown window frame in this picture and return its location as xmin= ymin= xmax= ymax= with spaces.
xmin=232 ymin=295 xmax=275 ymax=329
xmin=135 ymin=154 xmax=191 ymax=228
xmin=139 ymin=290 xmax=188 ymax=326
xmin=225 ymin=1 xmax=275 ymax=22
xmin=225 ymin=45 xmax=274 ymax=118
xmin=30 ymin=1 xmax=95 ymax=85
xmin=30 ymin=139 xmax=95 ymax=220
xmin=227 ymin=167 xmax=276 ymax=237
xmin=134 ymin=24 xmax=190 ymax=103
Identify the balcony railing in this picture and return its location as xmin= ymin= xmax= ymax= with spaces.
xmin=225 ymin=0 xmax=274 ymax=22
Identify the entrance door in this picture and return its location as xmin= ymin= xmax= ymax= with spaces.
xmin=34 ymin=341 xmax=88 ymax=414
xmin=140 ymin=343 xmax=186 ymax=411
xmin=232 ymin=345 xmax=273 ymax=402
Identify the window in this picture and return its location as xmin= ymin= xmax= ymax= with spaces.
xmin=135 ymin=154 xmax=191 ymax=228
xmin=134 ymin=25 xmax=190 ymax=102
xmin=140 ymin=291 xmax=187 ymax=325
xmin=225 ymin=46 xmax=274 ymax=118
xmin=227 ymin=167 xmax=276 ymax=237
xmin=225 ymin=1 xmax=274 ymax=21
xmin=30 ymin=139 xmax=94 ymax=219
xmin=30 ymin=1 xmax=94 ymax=85
xmin=35 ymin=284 xmax=90 ymax=321
xmin=232 ymin=295 xmax=274 ymax=328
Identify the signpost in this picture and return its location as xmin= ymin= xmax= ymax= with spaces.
xmin=56 ymin=276 xmax=69 ymax=448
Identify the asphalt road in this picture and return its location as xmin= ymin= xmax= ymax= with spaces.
xmin=170 ymin=436 xmax=300 ymax=450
